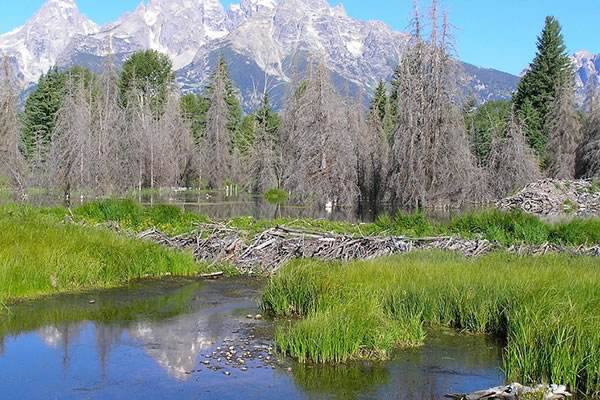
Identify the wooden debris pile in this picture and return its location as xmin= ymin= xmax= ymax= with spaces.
xmin=136 ymin=223 xmax=600 ymax=274
xmin=235 ymin=227 xmax=413 ymax=274
xmin=497 ymin=179 xmax=600 ymax=217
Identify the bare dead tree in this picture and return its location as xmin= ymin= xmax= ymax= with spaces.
xmin=0 ymin=57 xmax=26 ymax=194
xmin=160 ymin=93 xmax=195 ymax=188
xmin=202 ymin=67 xmax=234 ymax=189
xmin=388 ymin=2 xmax=485 ymax=208
xmin=280 ymin=61 xmax=358 ymax=207
xmin=576 ymin=83 xmax=600 ymax=179
xmin=487 ymin=112 xmax=542 ymax=198
xmin=546 ymin=80 xmax=582 ymax=179
xmin=92 ymin=59 xmax=128 ymax=194
xmin=47 ymin=75 xmax=93 ymax=205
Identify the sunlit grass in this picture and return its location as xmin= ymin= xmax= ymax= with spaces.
xmin=262 ymin=252 xmax=600 ymax=395
xmin=0 ymin=205 xmax=208 ymax=305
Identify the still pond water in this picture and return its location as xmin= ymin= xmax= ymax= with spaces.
xmin=0 ymin=278 xmax=504 ymax=400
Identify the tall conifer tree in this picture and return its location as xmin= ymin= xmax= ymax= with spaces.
xmin=513 ymin=16 xmax=573 ymax=155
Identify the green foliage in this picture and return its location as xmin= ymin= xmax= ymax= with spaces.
xmin=118 ymin=50 xmax=175 ymax=113
xmin=465 ymin=100 xmax=512 ymax=164
xmin=235 ymin=114 xmax=256 ymax=156
xmin=0 ymin=205 xmax=203 ymax=304
xmin=20 ymin=68 xmax=66 ymax=160
xmin=370 ymin=81 xmax=388 ymax=126
xmin=263 ymin=252 xmax=600 ymax=394
xmin=180 ymin=93 xmax=209 ymax=144
xmin=21 ymin=66 xmax=96 ymax=161
xmin=264 ymin=188 xmax=288 ymax=204
xmin=255 ymin=93 xmax=281 ymax=138
xmin=514 ymin=16 xmax=574 ymax=156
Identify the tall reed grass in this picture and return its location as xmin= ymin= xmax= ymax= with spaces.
xmin=0 ymin=205 xmax=206 ymax=304
xmin=262 ymin=252 xmax=600 ymax=396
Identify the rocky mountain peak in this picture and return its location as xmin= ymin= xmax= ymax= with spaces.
xmin=1 ymin=0 xmax=525 ymax=107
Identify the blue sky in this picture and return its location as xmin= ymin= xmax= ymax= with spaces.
xmin=2 ymin=0 xmax=599 ymax=75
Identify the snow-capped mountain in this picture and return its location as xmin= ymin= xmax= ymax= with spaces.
xmin=573 ymin=50 xmax=600 ymax=101
xmin=0 ymin=0 xmax=98 ymax=84
xmin=1 ymin=0 xmax=520 ymax=106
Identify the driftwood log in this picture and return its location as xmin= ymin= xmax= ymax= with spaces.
xmin=136 ymin=224 xmax=599 ymax=274
xmin=446 ymin=382 xmax=571 ymax=400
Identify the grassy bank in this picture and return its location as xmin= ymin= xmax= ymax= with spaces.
xmin=262 ymin=252 xmax=600 ymax=395
xmin=0 ymin=205 xmax=211 ymax=305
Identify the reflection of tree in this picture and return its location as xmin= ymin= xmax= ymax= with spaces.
xmin=291 ymin=362 xmax=389 ymax=400
xmin=0 ymin=335 xmax=4 ymax=356
xmin=95 ymin=324 xmax=124 ymax=380
xmin=38 ymin=324 xmax=82 ymax=371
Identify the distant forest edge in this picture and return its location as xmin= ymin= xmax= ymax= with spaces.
xmin=1 ymin=3 xmax=599 ymax=211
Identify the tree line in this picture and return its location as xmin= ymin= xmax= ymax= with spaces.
xmin=1 ymin=2 xmax=599 ymax=209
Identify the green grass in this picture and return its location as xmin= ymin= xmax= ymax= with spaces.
xmin=262 ymin=252 xmax=600 ymax=395
xmin=73 ymin=199 xmax=209 ymax=236
xmin=0 ymin=205 xmax=213 ymax=305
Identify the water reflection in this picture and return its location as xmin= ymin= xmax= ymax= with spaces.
xmin=0 ymin=279 xmax=505 ymax=400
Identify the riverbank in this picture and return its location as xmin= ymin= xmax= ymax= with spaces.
xmin=0 ymin=205 xmax=218 ymax=305
xmin=261 ymin=252 xmax=600 ymax=396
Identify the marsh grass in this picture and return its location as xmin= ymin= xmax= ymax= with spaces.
xmin=262 ymin=252 xmax=600 ymax=395
xmin=74 ymin=199 xmax=209 ymax=235
xmin=0 ymin=205 xmax=208 ymax=304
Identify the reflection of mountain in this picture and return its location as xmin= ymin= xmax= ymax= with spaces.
xmin=128 ymin=303 xmax=235 ymax=380
xmin=130 ymin=322 xmax=211 ymax=380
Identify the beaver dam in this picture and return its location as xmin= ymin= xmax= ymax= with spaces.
xmin=137 ymin=224 xmax=600 ymax=274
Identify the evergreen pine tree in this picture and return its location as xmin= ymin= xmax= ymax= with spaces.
xmin=20 ymin=68 xmax=66 ymax=161
xmin=371 ymin=81 xmax=388 ymax=124
xmin=513 ymin=16 xmax=574 ymax=155
xmin=21 ymin=66 xmax=94 ymax=162
xmin=180 ymin=93 xmax=209 ymax=145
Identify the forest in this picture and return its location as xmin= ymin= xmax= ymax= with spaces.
xmin=0 ymin=6 xmax=599 ymax=210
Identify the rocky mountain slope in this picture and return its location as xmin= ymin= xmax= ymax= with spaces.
xmin=0 ymin=0 xmax=560 ymax=107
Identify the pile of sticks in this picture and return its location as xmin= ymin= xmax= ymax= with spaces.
xmin=133 ymin=224 xmax=597 ymax=274
xmin=497 ymin=179 xmax=600 ymax=217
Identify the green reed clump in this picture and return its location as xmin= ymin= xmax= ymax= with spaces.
xmin=548 ymin=218 xmax=600 ymax=245
xmin=0 ymin=206 xmax=206 ymax=304
xmin=262 ymin=252 xmax=600 ymax=395
xmin=375 ymin=211 xmax=438 ymax=237
xmin=73 ymin=199 xmax=209 ymax=235
xmin=448 ymin=209 xmax=550 ymax=245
